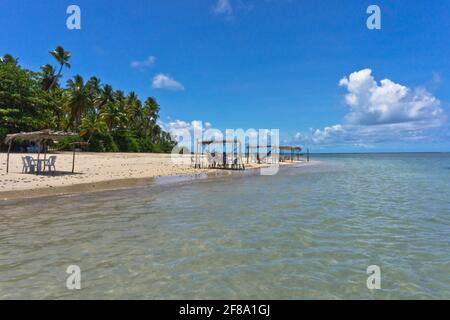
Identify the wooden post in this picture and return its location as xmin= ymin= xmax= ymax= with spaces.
xmin=72 ymin=144 xmax=76 ymax=173
xmin=257 ymin=142 xmax=260 ymax=164
xmin=199 ymin=140 xmax=202 ymax=169
xmin=43 ymin=141 xmax=47 ymax=172
xmin=36 ymin=145 xmax=40 ymax=175
xmin=194 ymin=140 xmax=198 ymax=168
xmin=239 ymin=141 xmax=244 ymax=170
xmin=6 ymin=141 xmax=12 ymax=174
xmin=246 ymin=145 xmax=249 ymax=164
xmin=195 ymin=140 xmax=203 ymax=169
xmin=223 ymin=140 xmax=226 ymax=169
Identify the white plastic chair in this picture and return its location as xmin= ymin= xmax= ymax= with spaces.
xmin=44 ymin=156 xmax=57 ymax=173
xmin=21 ymin=157 xmax=32 ymax=173
xmin=24 ymin=156 xmax=36 ymax=173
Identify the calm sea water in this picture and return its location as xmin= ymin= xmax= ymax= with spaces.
xmin=0 ymin=153 xmax=449 ymax=299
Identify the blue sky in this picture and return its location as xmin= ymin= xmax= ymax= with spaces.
xmin=1 ymin=0 xmax=449 ymax=152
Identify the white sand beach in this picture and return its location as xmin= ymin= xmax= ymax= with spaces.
xmin=0 ymin=152 xmax=305 ymax=199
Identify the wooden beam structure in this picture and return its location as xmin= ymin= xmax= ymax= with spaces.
xmin=69 ymin=142 xmax=88 ymax=173
xmin=6 ymin=140 xmax=12 ymax=173
xmin=246 ymin=145 xmax=302 ymax=163
xmin=4 ymin=130 xmax=80 ymax=175
xmin=195 ymin=139 xmax=245 ymax=170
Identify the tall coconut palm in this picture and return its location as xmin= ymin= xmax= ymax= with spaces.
xmin=39 ymin=64 xmax=57 ymax=91
xmin=115 ymin=90 xmax=126 ymax=102
xmin=48 ymin=46 xmax=71 ymax=91
xmin=66 ymin=75 xmax=91 ymax=128
xmin=125 ymin=91 xmax=142 ymax=127
xmin=100 ymin=103 xmax=125 ymax=131
xmin=87 ymin=76 xmax=101 ymax=97
xmin=143 ymin=97 xmax=160 ymax=122
xmin=80 ymin=113 xmax=107 ymax=143
xmin=141 ymin=97 xmax=160 ymax=137
xmin=49 ymin=86 xmax=66 ymax=130
xmin=113 ymin=90 xmax=127 ymax=126
xmin=97 ymin=85 xmax=115 ymax=110
xmin=0 ymin=54 xmax=18 ymax=65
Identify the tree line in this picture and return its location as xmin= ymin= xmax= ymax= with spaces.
xmin=0 ymin=46 xmax=176 ymax=152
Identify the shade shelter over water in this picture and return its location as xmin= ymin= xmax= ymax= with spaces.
xmin=246 ymin=145 xmax=302 ymax=163
xmin=278 ymin=146 xmax=303 ymax=162
xmin=195 ymin=139 xmax=245 ymax=170
xmin=4 ymin=129 xmax=80 ymax=174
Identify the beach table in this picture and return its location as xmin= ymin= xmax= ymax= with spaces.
xmin=31 ymin=157 xmax=56 ymax=175
xmin=35 ymin=159 xmax=46 ymax=174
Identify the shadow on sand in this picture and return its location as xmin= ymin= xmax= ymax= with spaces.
xmin=25 ymin=171 xmax=83 ymax=177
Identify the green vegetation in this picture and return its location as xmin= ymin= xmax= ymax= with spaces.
xmin=0 ymin=47 xmax=176 ymax=152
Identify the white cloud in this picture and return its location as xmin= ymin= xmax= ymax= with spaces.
xmin=152 ymin=74 xmax=185 ymax=91
xmin=339 ymin=68 xmax=444 ymax=126
xmin=130 ymin=56 xmax=156 ymax=70
xmin=311 ymin=122 xmax=444 ymax=145
xmin=213 ymin=0 xmax=233 ymax=16
xmin=312 ymin=125 xmax=345 ymax=144
xmin=158 ymin=119 xmax=214 ymax=150
xmin=158 ymin=119 xmax=190 ymax=132
xmin=307 ymin=69 xmax=447 ymax=146
xmin=158 ymin=119 xmax=212 ymax=133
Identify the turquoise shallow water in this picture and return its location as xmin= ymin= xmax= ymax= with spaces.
xmin=0 ymin=153 xmax=449 ymax=299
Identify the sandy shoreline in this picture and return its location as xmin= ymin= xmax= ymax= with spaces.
xmin=0 ymin=152 xmax=307 ymax=201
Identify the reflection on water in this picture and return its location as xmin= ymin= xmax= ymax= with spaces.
xmin=0 ymin=153 xmax=449 ymax=299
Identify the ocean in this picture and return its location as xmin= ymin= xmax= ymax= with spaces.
xmin=0 ymin=153 xmax=449 ymax=299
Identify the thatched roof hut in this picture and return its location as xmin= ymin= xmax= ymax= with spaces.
xmin=4 ymin=130 xmax=82 ymax=174
xmin=5 ymin=129 xmax=77 ymax=144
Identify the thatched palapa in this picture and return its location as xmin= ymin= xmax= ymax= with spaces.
xmin=5 ymin=129 xmax=77 ymax=144
xmin=4 ymin=130 xmax=82 ymax=174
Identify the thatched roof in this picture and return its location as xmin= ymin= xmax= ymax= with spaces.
xmin=5 ymin=130 xmax=78 ymax=144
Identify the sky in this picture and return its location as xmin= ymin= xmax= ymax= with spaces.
xmin=1 ymin=0 xmax=449 ymax=152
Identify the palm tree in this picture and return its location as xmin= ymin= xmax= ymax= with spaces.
xmin=143 ymin=97 xmax=160 ymax=121
xmin=80 ymin=113 xmax=107 ymax=143
xmin=66 ymin=75 xmax=91 ymax=128
xmin=97 ymin=85 xmax=115 ymax=110
xmin=100 ymin=103 xmax=125 ymax=131
xmin=48 ymin=46 xmax=71 ymax=90
xmin=49 ymin=86 xmax=66 ymax=130
xmin=39 ymin=64 xmax=57 ymax=91
xmin=141 ymin=97 xmax=160 ymax=137
xmin=115 ymin=90 xmax=125 ymax=100
xmin=0 ymin=54 xmax=18 ymax=65
xmin=113 ymin=90 xmax=127 ymax=126
xmin=124 ymin=92 xmax=142 ymax=127
xmin=87 ymin=76 xmax=101 ymax=96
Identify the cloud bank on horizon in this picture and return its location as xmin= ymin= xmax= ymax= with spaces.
xmin=302 ymin=69 xmax=447 ymax=146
